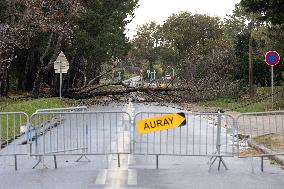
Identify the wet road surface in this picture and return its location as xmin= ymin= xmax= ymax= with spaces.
xmin=0 ymin=102 xmax=284 ymax=189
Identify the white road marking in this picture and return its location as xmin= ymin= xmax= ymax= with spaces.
xmin=128 ymin=154 xmax=136 ymax=165
xmin=97 ymin=102 xmax=138 ymax=188
xmin=95 ymin=169 xmax=108 ymax=185
xmin=128 ymin=169 xmax=138 ymax=185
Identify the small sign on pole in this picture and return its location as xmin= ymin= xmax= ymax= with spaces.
xmin=265 ymin=51 xmax=280 ymax=110
xmin=54 ymin=51 xmax=69 ymax=99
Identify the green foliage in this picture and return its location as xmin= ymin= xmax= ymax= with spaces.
xmin=241 ymin=0 xmax=284 ymax=25
xmin=0 ymin=0 xmax=139 ymax=96
xmin=0 ymin=98 xmax=76 ymax=116
xmin=201 ymin=98 xmax=270 ymax=113
xmin=77 ymin=0 xmax=138 ymax=59
xmin=153 ymin=63 xmax=163 ymax=77
xmin=128 ymin=22 xmax=162 ymax=71
xmin=0 ymin=0 xmax=7 ymax=18
xmin=127 ymin=4 xmax=284 ymax=102
xmin=162 ymin=12 xmax=223 ymax=56
xmin=225 ymin=3 xmax=284 ymax=89
xmin=72 ymin=0 xmax=138 ymax=81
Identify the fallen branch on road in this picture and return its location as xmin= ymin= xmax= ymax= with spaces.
xmin=65 ymin=85 xmax=189 ymax=99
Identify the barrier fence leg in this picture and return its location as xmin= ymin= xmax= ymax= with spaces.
xmin=76 ymin=155 xmax=91 ymax=162
xmin=14 ymin=155 xmax=17 ymax=171
xmin=218 ymin=157 xmax=221 ymax=170
xmin=209 ymin=156 xmax=218 ymax=168
xmin=118 ymin=154 xmax=120 ymax=168
xmin=219 ymin=156 xmax=228 ymax=171
xmin=76 ymin=147 xmax=90 ymax=162
xmin=156 ymin=155 xmax=159 ymax=169
xmin=54 ymin=155 xmax=57 ymax=169
xmin=29 ymin=143 xmax=32 ymax=154
xmin=32 ymin=157 xmax=41 ymax=169
xmin=210 ymin=113 xmax=229 ymax=171
xmin=209 ymin=156 xmax=228 ymax=171
xmin=261 ymin=157 xmax=264 ymax=172
xmin=32 ymin=156 xmax=48 ymax=169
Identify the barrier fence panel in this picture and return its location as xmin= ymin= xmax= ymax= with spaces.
xmin=29 ymin=111 xmax=132 ymax=157
xmin=133 ymin=112 xmax=236 ymax=158
xmin=0 ymin=112 xmax=29 ymax=156
xmin=237 ymin=111 xmax=284 ymax=158
xmin=0 ymin=112 xmax=29 ymax=170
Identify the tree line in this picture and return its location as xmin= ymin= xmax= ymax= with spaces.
xmin=0 ymin=0 xmax=283 ymax=100
xmin=0 ymin=0 xmax=138 ymax=97
xmin=125 ymin=0 xmax=284 ymax=100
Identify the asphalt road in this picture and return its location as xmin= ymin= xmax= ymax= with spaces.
xmin=0 ymin=102 xmax=284 ymax=189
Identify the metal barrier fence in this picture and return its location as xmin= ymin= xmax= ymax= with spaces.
xmin=29 ymin=111 xmax=131 ymax=168
xmin=2 ymin=109 xmax=284 ymax=172
xmin=0 ymin=112 xmax=29 ymax=170
xmin=133 ymin=112 xmax=236 ymax=169
xmin=237 ymin=111 xmax=284 ymax=156
xmin=236 ymin=111 xmax=284 ymax=171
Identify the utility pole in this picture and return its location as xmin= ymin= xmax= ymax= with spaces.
xmin=248 ymin=20 xmax=254 ymax=97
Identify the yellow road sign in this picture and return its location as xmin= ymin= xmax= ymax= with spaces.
xmin=137 ymin=113 xmax=186 ymax=134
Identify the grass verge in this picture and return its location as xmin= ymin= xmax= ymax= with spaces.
xmin=0 ymin=97 xmax=77 ymax=116
xmin=253 ymin=134 xmax=284 ymax=151
xmin=200 ymin=99 xmax=271 ymax=113
xmin=200 ymin=86 xmax=284 ymax=113
xmin=0 ymin=97 xmax=78 ymax=142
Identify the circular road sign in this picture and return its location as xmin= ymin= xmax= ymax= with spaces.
xmin=265 ymin=51 xmax=280 ymax=66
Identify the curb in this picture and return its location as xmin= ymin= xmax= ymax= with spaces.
xmin=249 ymin=140 xmax=284 ymax=166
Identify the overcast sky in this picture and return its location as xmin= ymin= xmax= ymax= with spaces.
xmin=126 ymin=0 xmax=241 ymax=38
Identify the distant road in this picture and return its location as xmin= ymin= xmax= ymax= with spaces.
xmin=123 ymin=76 xmax=141 ymax=87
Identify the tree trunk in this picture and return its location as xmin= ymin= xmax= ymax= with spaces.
xmin=86 ymin=60 xmax=101 ymax=85
xmin=31 ymin=32 xmax=54 ymax=96
xmin=21 ymin=51 xmax=33 ymax=90
xmin=0 ymin=49 xmax=14 ymax=96
xmin=66 ymin=85 xmax=188 ymax=99
xmin=32 ymin=32 xmax=63 ymax=96
xmin=32 ymin=32 xmax=64 ymax=97
xmin=248 ymin=20 xmax=254 ymax=97
xmin=0 ymin=61 xmax=9 ymax=96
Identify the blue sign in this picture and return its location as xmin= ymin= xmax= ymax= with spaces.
xmin=265 ymin=51 xmax=280 ymax=66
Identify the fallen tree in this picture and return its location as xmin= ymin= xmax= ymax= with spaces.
xmin=65 ymin=82 xmax=189 ymax=99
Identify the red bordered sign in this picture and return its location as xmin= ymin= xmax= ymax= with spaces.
xmin=265 ymin=51 xmax=280 ymax=66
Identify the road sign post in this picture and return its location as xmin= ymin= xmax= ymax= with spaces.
xmin=118 ymin=71 xmax=121 ymax=81
xmin=54 ymin=51 xmax=69 ymax=99
xmin=153 ymin=70 xmax=156 ymax=81
xmin=60 ymin=69 xmax=62 ymax=99
xmin=271 ymin=66 xmax=274 ymax=110
xmin=265 ymin=51 xmax=280 ymax=110
xmin=147 ymin=70 xmax=150 ymax=78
